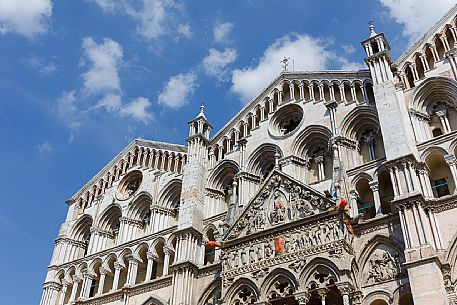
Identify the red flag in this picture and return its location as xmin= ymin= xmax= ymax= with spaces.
xmin=206 ymin=241 xmax=220 ymax=248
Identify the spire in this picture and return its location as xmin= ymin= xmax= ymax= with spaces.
xmin=369 ymin=21 xmax=377 ymax=37
xmin=197 ymin=103 xmax=206 ymax=119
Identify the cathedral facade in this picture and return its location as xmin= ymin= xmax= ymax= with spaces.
xmin=40 ymin=5 xmax=457 ymax=305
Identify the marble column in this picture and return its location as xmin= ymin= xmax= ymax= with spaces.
xmin=445 ymin=155 xmax=457 ymax=192
xmin=112 ymin=262 xmax=123 ymax=291
xmin=369 ymin=181 xmax=382 ymax=216
xmin=146 ymin=251 xmax=157 ymax=281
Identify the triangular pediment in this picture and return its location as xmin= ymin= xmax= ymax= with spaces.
xmin=224 ymin=170 xmax=335 ymax=241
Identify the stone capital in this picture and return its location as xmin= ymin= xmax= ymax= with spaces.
xmin=294 ymin=291 xmax=311 ymax=305
xmin=147 ymin=251 xmax=158 ymax=260
xmin=114 ymin=261 xmax=125 ymax=270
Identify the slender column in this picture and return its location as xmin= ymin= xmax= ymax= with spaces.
xmin=126 ymin=255 xmax=139 ymax=287
xmin=349 ymin=190 xmax=359 ymax=217
xmin=69 ymin=276 xmax=80 ymax=302
xmin=440 ymin=35 xmax=450 ymax=51
xmin=308 ymin=84 xmax=314 ymax=101
xmin=436 ymin=110 xmax=451 ymax=133
xmin=146 ymin=251 xmax=157 ymax=281
xmin=339 ymin=84 xmax=345 ymax=102
xmin=399 ymin=207 xmax=411 ymax=248
xmin=369 ymin=181 xmax=382 ymax=216
xmin=289 ymin=84 xmax=295 ymax=101
xmin=163 ymin=246 xmax=170 ymax=276
xmin=337 ymin=284 xmax=351 ymax=305
xmin=57 ymin=281 xmax=68 ymax=305
xmin=268 ymin=98 xmax=274 ymax=113
xmin=412 ymin=203 xmax=426 ymax=245
xmin=81 ymin=272 xmax=94 ymax=299
xmin=318 ymin=84 xmax=324 ymax=101
xmin=420 ymin=54 xmax=430 ymax=71
xmin=389 ymin=167 xmax=399 ymax=197
xmin=298 ymin=83 xmax=304 ymax=100
xmin=112 ymin=262 xmax=123 ymax=291
xmin=445 ymin=155 xmax=457 ymax=191
xmin=410 ymin=63 xmax=419 ymax=81
xmin=317 ymin=288 xmax=328 ymax=305
xmin=350 ymin=84 xmax=357 ymax=102
xmin=430 ymin=45 xmax=439 ymax=62
xmin=97 ymin=268 xmax=107 ymax=296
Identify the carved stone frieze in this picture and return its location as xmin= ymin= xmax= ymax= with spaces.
xmin=225 ymin=171 xmax=334 ymax=240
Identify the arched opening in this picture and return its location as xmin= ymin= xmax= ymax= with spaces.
xmin=446 ymin=27 xmax=455 ymax=49
xmin=312 ymin=82 xmax=320 ymax=101
xmin=136 ymin=245 xmax=148 ymax=284
xmin=247 ymin=144 xmax=282 ymax=181
xmin=365 ymin=82 xmax=375 ymax=105
xmin=435 ymin=36 xmax=445 ymax=60
xmin=151 ymin=240 xmax=166 ymax=279
xmin=424 ymin=46 xmax=435 ymax=70
xmin=207 ymin=161 xmax=239 ymax=219
xmin=414 ymin=55 xmax=425 ymax=80
xmin=266 ymin=278 xmax=297 ymax=305
xmin=323 ymin=82 xmax=331 ymax=102
xmin=332 ymin=82 xmax=341 ymax=102
xmin=293 ymin=126 xmax=333 ymax=184
xmin=97 ymin=205 xmax=121 ymax=250
xmin=128 ymin=194 xmax=152 ymax=239
xmin=355 ymin=178 xmax=375 ymax=219
xmin=343 ymin=82 xmax=352 ymax=102
xmin=230 ymin=285 xmax=257 ymax=305
xmin=70 ymin=216 xmax=93 ymax=260
xmin=378 ymin=171 xmax=394 ymax=214
xmin=354 ymin=82 xmax=364 ymax=102
xmin=282 ymin=81 xmax=291 ymax=102
xmin=341 ymin=107 xmax=386 ymax=168
xmin=426 ymin=153 xmax=455 ymax=197
xmin=118 ymin=253 xmax=130 ymax=289
xmin=89 ymin=261 xmax=102 ymax=298
xmin=63 ymin=269 xmax=75 ymax=303
xmin=405 ymin=65 xmax=415 ymax=88
xmin=102 ymin=256 xmax=116 ymax=293
xmin=204 ymin=228 xmax=216 ymax=265
xmin=371 ymin=40 xmax=380 ymax=54
xmin=293 ymin=81 xmax=300 ymax=101
xmin=156 ymin=180 xmax=182 ymax=228
xmin=303 ymin=82 xmax=311 ymax=101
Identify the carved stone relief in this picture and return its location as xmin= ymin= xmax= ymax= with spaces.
xmin=363 ymin=249 xmax=401 ymax=285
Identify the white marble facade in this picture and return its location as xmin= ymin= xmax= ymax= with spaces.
xmin=41 ymin=5 xmax=457 ymax=305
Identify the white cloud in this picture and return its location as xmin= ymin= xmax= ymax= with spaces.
xmin=56 ymin=90 xmax=82 ymax=130
xmin=177 ymin=22 xmax=192 ymax=39
xmin=202 ymin=48 xmax=237 ymax=82
xmin=81 ymin=37 xmax=123 ymax=96
xmin=21 ymin=56 xmax=57 ymax=74
xmin=94 ymin=93 xmax=122 ymax=112
xmin=158 ymin=72 xmax=197 ymax=109
xmin=35 ymin=141 xmax=54 ymax=154
xmin=213 ymin=22 xmax=233 ymax=43
xmin=124 ymin=0 xmax=183 ymax=42
xmin=0 ymin=0 xmax=52 ymax=38
xmin=342 ymin=44 xmax=356 ymax=55
xmin=120 ymin=97 xmax=154 ymax=123
xmin=380 ymin=0 xmax=455 ymax=42
xmin=231 ymin=33 xmax=363 ymax=102
xmin=88 ymin=0 xmax=116 ymax=12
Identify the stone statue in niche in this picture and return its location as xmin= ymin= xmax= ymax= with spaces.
xmin=269 ymin=190 xmax=288 ymax=225
xmin=225 ymin=185 xmax=236 ymax=225
xmin=366 ymin=250 xmax=399 ymax=284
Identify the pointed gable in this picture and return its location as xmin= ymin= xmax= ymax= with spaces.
xmin=224 ymin=170 xmax=335 ymax=241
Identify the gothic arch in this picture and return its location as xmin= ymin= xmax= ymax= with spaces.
xmin=207 ymin=159 xmax=240 ymax=191
xmin=340 ymin=106 xmax=380 ymax=141
xmin=247 ymin=144 xmax=283 ymax=179
xmin=96 ymin=204 xmax=122 ymax=231
xmin=141 ymin=294 xmax=169 ymax=305
xmin=412 ymin=76 xmax=457 ymax=113
xmin=224 ymin=277 xmax=260 ymax=305
xmin=197 ymin=279 xmax=222 ymax=305
xmin=292 ymin=125 xmax=332 ymax=157
xmin=156 ymin=179 xmax=182 ymax=209
xmin=260 ymin=267 xmax=298 ymax=299
xmin=133 ymin=241 xmax=150 ymax=258
xmin=126 ymin=192 xmax=153 ymax=219
xmin=362 ymin=290 xmax=393 ymax=305
xmin=69 ymin=214 xmax=93 ymax=241
xmin=350 ymin=172 xmax=374 ymax=188
xmin=299 ymin=257 xmax=341 ymax=288
xmin=356 ymin=234 xmax=405 ymax=270
xmin=420 ymin=145 xmax=449 ymax=161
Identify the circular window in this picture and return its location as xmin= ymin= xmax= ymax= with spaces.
xmin=116 ymin=170 xmax=143 ymax=200
xmin=269 ymin=104 xmax=304 ymax=138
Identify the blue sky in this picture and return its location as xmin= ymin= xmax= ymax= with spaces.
xmin=0 ymin=0 xmax=455 ymax=304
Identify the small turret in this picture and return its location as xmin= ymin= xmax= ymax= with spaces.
xmin=361 ymin=21 xmax=394 ymax=84
xmin=187 ymin=104 xmax=212 ymax=140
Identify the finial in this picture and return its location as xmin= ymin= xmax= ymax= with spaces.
xmin=199 ymin=103 xmax=205 ymax=115
xmin=369 ymin=21 xmax=377 ymax=37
